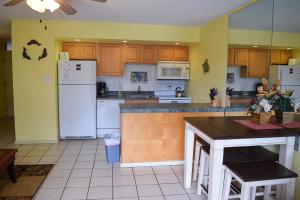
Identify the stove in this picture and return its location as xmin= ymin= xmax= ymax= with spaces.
xmin=155 ymin=81 xmax=192 ymax=104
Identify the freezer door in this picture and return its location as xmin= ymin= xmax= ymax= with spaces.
xmin=59 ymin=84 xmax=96 ymax=139
xmin=279 ymin=66 xmax=300 ymax=86
xmin=58 ymin=60 xmax=96 ymax=85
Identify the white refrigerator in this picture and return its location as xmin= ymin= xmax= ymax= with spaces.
xmin=58 ymin=60 xmax=97 ymax=139
xmin=276 ymin=65 xmax=300 ymax=105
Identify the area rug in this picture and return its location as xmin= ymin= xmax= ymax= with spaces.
xmin=0 ymin=164 xmax=53 ymax=200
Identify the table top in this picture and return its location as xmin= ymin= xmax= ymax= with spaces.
xmin=184 ymin=117 xmax=300 ymax=140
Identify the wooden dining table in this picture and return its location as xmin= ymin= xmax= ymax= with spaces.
xmin=184 ymin=116 xmax=300 ymax=200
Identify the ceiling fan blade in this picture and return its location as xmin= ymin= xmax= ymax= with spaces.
xmin=3 ymin=0 xmax=24 ymax=6
xmin=55 ymin=0 xmax=77 ymax=15
xmin=91 ymin=0 xmax=108 ymax=3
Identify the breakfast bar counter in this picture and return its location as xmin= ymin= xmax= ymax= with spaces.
xmin=120 ymin=103 xmax=226 ymax=167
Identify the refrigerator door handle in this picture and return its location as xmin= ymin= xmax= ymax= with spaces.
xmin=92 ymin=85 xmax=95 ymax=105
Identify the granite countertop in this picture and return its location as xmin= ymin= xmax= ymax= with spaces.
xmin=120 ymin=103 xmax=225 ymax=113
xmin=97 ymin=91 xmax=158 ymax=100
xmin=225 ymin=104 xmax=248 ymax=112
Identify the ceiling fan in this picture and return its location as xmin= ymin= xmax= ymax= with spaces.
xmin=3 ymin=0 xmax=108 ymax=15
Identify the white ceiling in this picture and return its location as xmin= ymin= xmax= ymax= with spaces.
xmin=0 ymin=0 xmax=250 ymax=38
xmin=229 ymin=0 xmax=300 ymax=33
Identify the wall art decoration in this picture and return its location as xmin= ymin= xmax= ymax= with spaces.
xmin=130 ymin=72 xmax=148 ymax=83
xmin=202 ymin=59 xmax=209 ymax=74
xmin=22 ymin=47 xmax=31 ymax=60
xmin=22 ymin=39 xmax=48 ymax=61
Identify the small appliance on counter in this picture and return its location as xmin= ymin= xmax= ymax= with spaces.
xmin=97 ymin=82 xmax=109 ymax=97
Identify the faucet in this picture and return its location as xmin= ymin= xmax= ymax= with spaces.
xmin=137 ymin=85 xmax=141 ymax=94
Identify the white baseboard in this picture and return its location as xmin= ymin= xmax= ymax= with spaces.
xmin=120 ymin=160 xmax=184 ymax=168
xmin=15 ymin=139 xmax=58 ymax=144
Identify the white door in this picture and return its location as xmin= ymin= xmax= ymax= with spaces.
xmin=59 ymin=84 xmax=96 ymax=139
xmin=59 ymin=60 xmax=96 ymax=85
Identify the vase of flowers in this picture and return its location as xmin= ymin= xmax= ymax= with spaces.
xmin=248 ymin=98 xmax=273 ymax=125
xmin=272 ymin=90 xmax=295 ymax=124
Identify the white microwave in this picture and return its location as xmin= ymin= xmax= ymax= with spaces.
xmin=157 ymin=61 xmax=190 ymax=80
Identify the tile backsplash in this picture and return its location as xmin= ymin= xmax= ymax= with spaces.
xmin=227 ymin=66 xmax=261 ymax=91
xmin=97 ymin=64 xmax=156 ymax=91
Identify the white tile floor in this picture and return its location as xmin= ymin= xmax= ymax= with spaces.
xmin=0 ymin=118 xmax=207 ymax=200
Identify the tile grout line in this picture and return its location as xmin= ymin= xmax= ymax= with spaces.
xmin=59 ymin=141 xmax=83 ymax=200
xmin=152 ymin=167 xmax=166 ymax=200
xmin=33 ymin=141 xmax=69 ymax=200
xmin=171 ymin=166 xmax=192 ymax=200
xmin=85 ymin=140 xmax=98 ymax=200
xmin=132 ymin=166 xmax=140 ymax=200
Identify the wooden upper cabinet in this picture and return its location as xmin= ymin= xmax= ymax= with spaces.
xmin=271 ymin=50 xmax=281 ymax=64
xmin=247 ymin=49 xmax=269 ymax=78
xmin=79 ymin=43 xmax=96 ymax=59
xmin=63 ymin=42 xmax=96 ymax=59
xmin=234 ymin=48 xmax=248 ymax=66
xmin=174 ymin=46 xmax=189 ymax=61
xmin=140 ymin=45 xmax=157 ymax=64
xmin=280 ymin=50 xmax=293 ymax=64
xmin=125 ymin=44 xmax=141 ymax=63
xmin=158 ymin=46 xmax=174 ymax=61
xmin=227 ymin=48 xmax=235 ymax=65
xmin=97 ymin=44 xmax=123 ymax=76
xmin=271 ymin=49 xmax=293 ymax=64
xmin=63 ymin=42 xmax=79 ymax=59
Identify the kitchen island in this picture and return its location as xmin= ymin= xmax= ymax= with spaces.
xmin=120 ymin=103 xmax=238 ymax=167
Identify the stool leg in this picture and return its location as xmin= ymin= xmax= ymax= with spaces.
xmin=7 ymin=161 xmax=17 ymax=183
xmin=221 ymin=169 xmax=232 ymax=200
xmin=193 ymin=141 xmax=201 ymax=181
xmin=197 ymin=149 xmax=206 ymax=195
xmin=287 ymin=178 xmax=296 ymax=200
xmin=241 ymin=183 xmax=251 ymax=200
xmin=264 ymin=185 xmax=271 ymax=200
xmin=250 ymin=187 xmax=256 ymax=200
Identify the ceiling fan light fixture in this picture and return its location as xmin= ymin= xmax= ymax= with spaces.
xmin=26 ymin=0 xmax=45 ymax=13
xmin=43 ymin=0 xmax=60 ymax=12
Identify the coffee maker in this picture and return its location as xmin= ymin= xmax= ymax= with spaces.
xmin=97 ymin=82 xmax=109 ymax=97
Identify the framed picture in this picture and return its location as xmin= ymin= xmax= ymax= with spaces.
xmin=131 ymin=72 xmax=148 ymax=83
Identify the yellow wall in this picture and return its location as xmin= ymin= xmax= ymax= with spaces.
xmin=294 ymin=50 xmax=300 ymax=58
xmin=0 ymin=40 xmax=7 ymax=119
xmin=11 ymin=20 xmax=201 ymax=143
xmin=229 ymin=29 xmax=300 ymax=48
xmin=188 ymin=16 xmax=228 ymax=104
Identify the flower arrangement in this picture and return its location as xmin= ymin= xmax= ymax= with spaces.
xmin=272 ymin=89 xmax=295 ymax=123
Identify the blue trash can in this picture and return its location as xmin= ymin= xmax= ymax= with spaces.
xmin=104 ymin=134 xmax=120 ymax=163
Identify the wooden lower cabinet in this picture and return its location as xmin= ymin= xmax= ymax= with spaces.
xmin=121 ymin=112 xmax=224 ymax=163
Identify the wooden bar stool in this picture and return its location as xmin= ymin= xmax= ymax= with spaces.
xmin=222 ymin=161 xmax=297 ymax=200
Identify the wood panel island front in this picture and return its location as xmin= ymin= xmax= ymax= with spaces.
xmin=119 ymin=103 xmax=238 ymax=167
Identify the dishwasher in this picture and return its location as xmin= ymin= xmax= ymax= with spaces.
xmin=96 ymin=99 xmax=125 ymax=137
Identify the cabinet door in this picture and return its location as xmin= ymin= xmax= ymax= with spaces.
xmin=63 ymin=42 xmax=79 ymax=59
xmin=271 ymin=49 xmax=281 ymax=64
xmin=79 ymin=43 xmax=96 ymax=59
xmin=280 ymin=50 xmax=293 ymax=64
xmin=97 ymin=44 xmax=123 ymax=76
xmin=140 ymin=45 xmax=157 ymax=64
xmin=158 ymin=46 xmax=174 ymax=61
xmin=227 ymin=48 xmax=235 ymax=65
xmin=234 ymin=48 xmax=248 ymax=66
xmin=125 ymin=44 xmax=141 ymax=63
xmin=174 ymin=46 xmax=189 ymax=61
xmin=247 ymin=49 xmax=269 ymax=78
